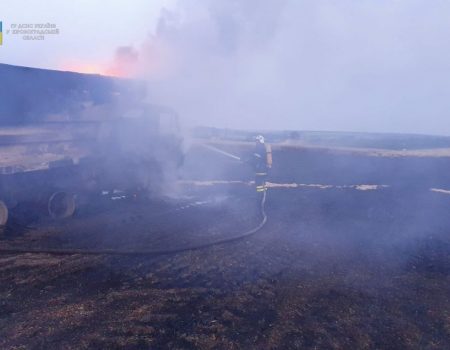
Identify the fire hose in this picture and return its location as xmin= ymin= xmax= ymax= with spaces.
xmin=0 ymin=191 xmax=267 ymax=256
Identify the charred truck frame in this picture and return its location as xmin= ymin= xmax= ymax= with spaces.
xmin=0 ymin=64 xmax=183 ymax=228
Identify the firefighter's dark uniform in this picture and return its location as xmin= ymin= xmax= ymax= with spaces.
xmin=252 ymin=141 xmax=272 ymax=193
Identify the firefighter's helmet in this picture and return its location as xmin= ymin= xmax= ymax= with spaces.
xmin=255 ymin=135 xmax=265 ymax=144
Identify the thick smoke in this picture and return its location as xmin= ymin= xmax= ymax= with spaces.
xmin=118 ymin=0 xmax=450 ymax=136
xmin=106 ymin=46 xmax=140 ymax=77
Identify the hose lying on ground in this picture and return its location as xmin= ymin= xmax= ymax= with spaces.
xmin=0 ymin=191 xmax=267 ymax=256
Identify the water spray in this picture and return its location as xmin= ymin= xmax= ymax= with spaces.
xmin=200 ymin=144 xmax=242 ymax=161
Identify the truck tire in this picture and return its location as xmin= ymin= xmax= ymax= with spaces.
xmin=48 ymin=192 xmax=76 ymax=219
xmin=0 ymin=200 xmax=8 ymax=226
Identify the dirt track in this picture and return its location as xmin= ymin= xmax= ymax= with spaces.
xmin=0 ymin=183 xmax=449 ymax=349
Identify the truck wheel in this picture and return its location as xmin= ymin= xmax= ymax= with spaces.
xmin=48 ymin=192 xmax=76 ymax=219
xmin=0 ymin=200 xmax=8 ymax=226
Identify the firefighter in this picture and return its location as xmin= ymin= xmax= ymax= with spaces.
xmin=252 ymin=135 xmax=272 ymax=193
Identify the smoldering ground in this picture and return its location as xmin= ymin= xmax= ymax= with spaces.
xmin=181 ymin=142 xmax=450 ymax=268
xmin=2 ymin=144 xmax=450 ymax=348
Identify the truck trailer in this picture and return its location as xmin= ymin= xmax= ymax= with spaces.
xmin=0 ymin=64 xmax=183 ymax=227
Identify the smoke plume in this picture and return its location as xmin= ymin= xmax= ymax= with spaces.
xmin=113 ymin=0 xmax=450 ymax=135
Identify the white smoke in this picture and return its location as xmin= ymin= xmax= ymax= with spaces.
xmin=125 ymin=0 xmax=450 ymax=135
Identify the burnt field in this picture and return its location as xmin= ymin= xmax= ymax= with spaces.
xmin=1 ymin=145 xmax=450 ymax=349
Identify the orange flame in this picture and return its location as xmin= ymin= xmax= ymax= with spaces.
xmin=59 ymin=61 xmax=128 ymax=77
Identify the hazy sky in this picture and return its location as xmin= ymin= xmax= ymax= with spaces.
xmin=1 ymin=0 xmax=450 ymax=135
xmin=0 ymin=0 xmax=168 ymax=71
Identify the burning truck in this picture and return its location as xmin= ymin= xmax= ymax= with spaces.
xmin=0 ymin=63 xmax=183 ymax=227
